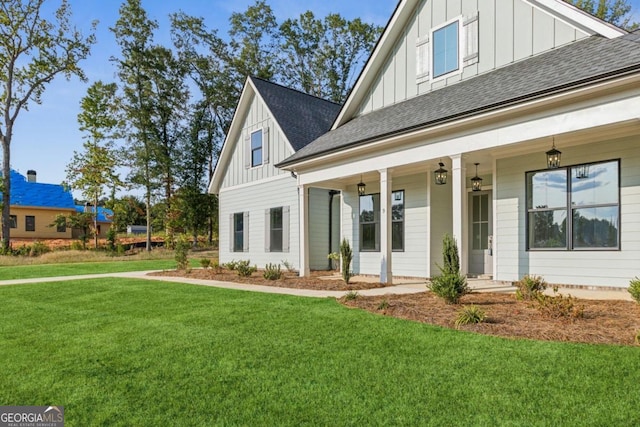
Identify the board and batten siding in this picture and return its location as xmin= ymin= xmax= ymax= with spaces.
xmin=218 ymin=175 xmax=299 ymax=269
xmin=220 ymin=92 xmax=293 ymax=190
xmin=342 ymin=173 xmax=430 ymax=278
xmin=495 ymin=137 xmax=640 ymax=288
xmin=358 ymin=0 xmax=589 ymax=116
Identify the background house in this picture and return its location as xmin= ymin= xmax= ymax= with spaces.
xmin=1 ymin=170 xmax=76 ymax=239
xmin=73 ymin=204 xmax=114 ymax=239
xmin=278 ymin=0 xmax=640 ymax=288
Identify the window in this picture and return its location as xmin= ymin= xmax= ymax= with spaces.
xmin=392 ymin=191 xmax=404 ymax=251
xmin=25 ymin=215 xmax=35 ymax=232
xmin=9 ymin=215 xmax=17 ymax=229
xmin=233 ymin=212 xmax=245 ymax=252
xmin=433 ymin=21 xmax=459 ymax=78
xmin=251 ymin=129 xmax=262 ymax=167
xmin=471 ymin=194 xmax=489 ymax=250
xmin=57 ymin=222 xmax=66 ymax=233
xmin=270 ymin=207 xmax=283 ymax=252
xmin=526 ymin=160 xmax=619 ymax=250
xmin=359 ymin=191 xmax=404 ymax=252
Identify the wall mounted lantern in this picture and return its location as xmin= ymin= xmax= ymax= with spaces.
xmin=434 ymin=161 xmax=448 ymax=185
xmin=471 ymin=163 xmax=483 ymax=192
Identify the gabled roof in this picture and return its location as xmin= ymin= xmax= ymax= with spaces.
xmin=251 ymin=77 xmax=341 ymax=151
xmin=278 ymin=32 xmax=640 ymax=168
xmin=74 ymin=206 xmax=114 ymax=223
xmin=208 ymin=76 xmax=341 ymax=193
xmin=331 ymin=0 xmax=627 ymax=130
xmin=1 ymin=170 xmax=75 ymax=209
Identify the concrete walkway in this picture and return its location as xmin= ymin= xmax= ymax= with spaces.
xmin=0 ymin=271 xmax=633 ymax=301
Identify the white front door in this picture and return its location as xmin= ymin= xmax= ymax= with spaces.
xmin=468 ymin=191 xmax=493 ymax=277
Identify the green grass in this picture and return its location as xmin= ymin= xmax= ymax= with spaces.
xmin=1 ymin=279 xmax=638 ymax=426
xmin=0 ymin=259 xmax=201 ymax=280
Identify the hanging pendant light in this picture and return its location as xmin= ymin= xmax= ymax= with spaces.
xmin=575 ymin=164 xmax=589 ymax=179
xmin=471 ymin=163 xmax=482 ymax=192
xmin=546 ymin=137 xmax=562 ymax=169
xmin=434 ymin=161 xmax=447 ymax=185
xmin=357 ymin=175 xmax=366 ymax=196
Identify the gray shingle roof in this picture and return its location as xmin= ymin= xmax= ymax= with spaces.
xmin=279 ymin=34 xmax=640 ymax=167
xmin=250 ymin=77 xmax=341 ymax=152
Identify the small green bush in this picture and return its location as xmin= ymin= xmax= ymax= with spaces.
xmin=455 ymin=305 xmax=487 ymax=328
xmin=263 ymin=263 xmax=282 ymax=280
xmin=223 ymin=260 xmax=239 ymax=271
xmin=236 ymin=260 xmax=257 ymax=277
xmin=200 ymin=258 xmax=212 ymax=269
xmin=344 ymin=291 xmax=359 ymax=301
xmin=515 ymin=275 xmax=547 ymax=301
xmin=428 ymin=272 xmax=470 ymax=304
xmin=377 ymin=299 xmax=390 ymax=311
xmin=212 ymin=261 xmax=222 ymax=274
xmin=440 ymin=234 xmax=460 ymax=275
xmin=29 ymin=241 xmax=51 ymax=257
xmin=628 ymin=277 xmax=640 ymax=304
xmin=71 ymin=240 xmax=85 ymax=251
xmin=340 ymin=238 xmax=353 ymax=284
xmin=174 ymin=237 xmax=190 ymax=271
xmin=281 ymin=260 xmax=296 ymax=273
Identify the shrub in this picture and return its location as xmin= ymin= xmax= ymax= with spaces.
xmin=281 ymin=260 xmax=296 ymax=273
xmin=377 ymin=299 xmax=390 ymax=311
xmin=29 ymin=241 xmax=51 ymax=257
xmin=629 ymin=277 xmax=640 ymax=304
xmin=440 ymin=234 xmax=460 ymax=275
xmin=515 ymin=275 xmax=547 ymax=301
xmin=223 ymin=260 xmax=239 ymax=271
xmin=428 ymin=272 xmax=470 ymax=304
xmin=340 ymin=238 xmax=353 ymax=284
xmin=455 ymin=305 xmax=487 ymax=328
xmin=211 ymin=261 xmax=222 ymax=274
xmin=263 ymin=263 xmax=282 ymax=280
xmin=534 ymin=291 xmax=584 ymax=320
xmin=200 ymin=258 xmax=211 ymax=269
xmin=70 ymin=240 xmax=85 ymax=251
xmin=236 ymin=260 xmax=257 ymax=277
xmin=174 ymin=237 xmax=190 ymax=271
xmin=106 ymin=228 xmax=117 ymax=252
xmin=344 ymin=291 xmax=359 ymax=301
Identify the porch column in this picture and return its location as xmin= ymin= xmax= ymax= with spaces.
xmin=451 ymin=154 xmax=468 ymax=275
xmin=379 ymin=168 xmax=393 ymax=284
xmin=298 ymin=184 xmax=310 ymax=277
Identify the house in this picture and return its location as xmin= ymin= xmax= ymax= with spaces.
xmin=1 ymin=170 xmax=76 ymax=239
xmin=73 ymin=205 xmax=114 ymax=239
xmin=212 ymin=0 xmax=640 ymax=289
xmin=208 ymin=77 xmax=342 ymax=269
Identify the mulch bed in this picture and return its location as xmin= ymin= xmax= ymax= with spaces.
xmin=152 ymin=269 xmax=640 ymax=346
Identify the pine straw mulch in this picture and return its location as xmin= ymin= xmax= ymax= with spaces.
xmin=150 ymin=268 xmax=640 ymax=346
xmin=150 ymin=269 xmax=390 ymax=291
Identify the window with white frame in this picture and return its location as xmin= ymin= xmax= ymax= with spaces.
xmin=231 ymin=212 xmax=248 ymax=252
xmin=359 ymin=191 xmax=404 ymax=252
xmin=265 ymin=206 xmax=289 ymax=253
xmin=526 ymin=160 xmax=620 ymax=250
xmin=250 ymin=129 xmax=263 ymax=167
xmin=433 ymin=21 xmax=459 ymax=78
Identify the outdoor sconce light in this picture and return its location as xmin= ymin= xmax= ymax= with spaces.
xmin=357 ymin=175 xmax=366 ymax=196
xmin=434 ymin=161 xmax=448 ymax=185
xmin=471 ymin=163 xmax=482 ymax=192
xmin=546 ymin=138 xmax=562 ymax=169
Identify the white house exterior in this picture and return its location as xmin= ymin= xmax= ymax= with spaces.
xmin=209 ymin=77 xmax=341 ymax=270
xmin=275 ymin=0 xmax=640 ymax=288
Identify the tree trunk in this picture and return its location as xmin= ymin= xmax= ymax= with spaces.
xmin=1 ymin=132 xmax=12 ymax=252
xmin=146 ymin=187 xmax=152 ymax=252
xmin=94 ymin=193 xmax=99 ymax=250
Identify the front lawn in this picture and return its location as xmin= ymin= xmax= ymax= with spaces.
xmin=1 ymin=279 xmax=638 ymax=426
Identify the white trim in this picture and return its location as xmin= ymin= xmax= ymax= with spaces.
xmin=249 ymin=127 xmax=264 ymax=168
xmin=218 ymin=173 xmax=293 ymax=193
xmin=285 ymin=74 xmax=640 ymax=174
xmin=430 ymin=16 xmax=464 ymax=83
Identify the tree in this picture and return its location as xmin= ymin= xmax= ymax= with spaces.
xmin=111 ymin=0 xmax=159 ymax=251
xmin=564 ymin=0 xmax=638 ymax=29
xmin=0 ymin=0 xmax=96 ymax=251
xmin=66 ymin=81 xmax=123 ymax=249
xmin=280 ymin=12 xmax=382 ymax=103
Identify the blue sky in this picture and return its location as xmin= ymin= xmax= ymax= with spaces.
xmin=7 ymin=0 xmax=640 ymax=194
xmin=9 ymin=0 xmax=397 ymax=193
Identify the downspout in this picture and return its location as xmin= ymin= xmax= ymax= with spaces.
xmin=328 ymin=190 xmax=340 ymax=270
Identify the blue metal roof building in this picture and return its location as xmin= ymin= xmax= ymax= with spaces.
xmin=1 ymin=170 xmax=75 ymax=209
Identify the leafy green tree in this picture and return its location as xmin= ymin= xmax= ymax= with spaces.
xmin=51 ymin=211 xmax=94 ymax=250
xmin=0 ymin=0 xmax=95 ymax=251
xmin=66 ymin=81 xmax=123 ymax=249
xmin=280 ymin=12 xmax=382 ymax=103
xmin=564 ymin=0 xmax=638 ymax=29
xmin=109 ymin=195 xmax=146 ymax=233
